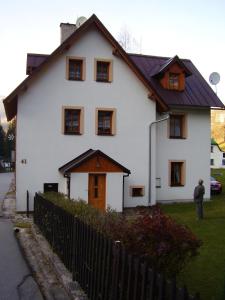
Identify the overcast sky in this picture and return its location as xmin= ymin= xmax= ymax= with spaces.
xmin=1 ymin=0 xmax=225 ymax=124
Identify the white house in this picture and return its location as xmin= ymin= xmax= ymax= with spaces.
xmin=211 ymin=139 xmax=225 ymax=169
xmin=3 ymin=15 xmax=224 ymax=212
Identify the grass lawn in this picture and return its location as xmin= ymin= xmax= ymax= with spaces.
xmin=162 ymin=169 xmax=225 ymax=300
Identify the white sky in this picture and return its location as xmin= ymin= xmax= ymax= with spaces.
xmin=1 ymin=0 xmax=225 ymax=123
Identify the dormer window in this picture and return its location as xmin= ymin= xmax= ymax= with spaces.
xmin=169 ymin=73 xmax=179 ymax=90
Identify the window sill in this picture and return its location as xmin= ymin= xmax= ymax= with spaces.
xmin=170 ymin=184 xmax=184 ymax=187
xmin=68 ymin=78 xmax=84 ymax=81
xmin=96 ymin=79 xmax=111 ymax=83
xmin=169 ymin=137 xmax=186 ymax=139
xmin=64 ymin=132 xmax=82 ymax=135
xmin=97 ymin=133 xmax=114 ymax=136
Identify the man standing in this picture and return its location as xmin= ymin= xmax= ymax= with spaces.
xmin=194 ymin=179 xmax=205 ymax=220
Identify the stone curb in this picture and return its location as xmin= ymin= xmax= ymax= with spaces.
xmin=15 ymin=221 xmax=88 ymax=300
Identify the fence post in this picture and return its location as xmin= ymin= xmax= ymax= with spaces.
xmin=26 ymin=190 xmax=29 ymax=218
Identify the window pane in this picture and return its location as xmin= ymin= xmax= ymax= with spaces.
xmin=169 ymin=73 xmax=179 ymax=89
xmin=69 ymin=60 xmax=82 ymax=80
xmin=96 ymin=61 xmax=109 ymax=81
xmin=65 ymin=109 xmax=80 ymax=134
xmin=170 ymin=115 xmax=183 ymax=138
xmin=98 ymin=111 xmax=112 ymax=134
xmin=171 ymin=162 xmax=183 ymax=186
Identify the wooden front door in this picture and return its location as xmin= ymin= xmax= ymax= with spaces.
xmin=88 ymin=174 xmax=106 ymax=211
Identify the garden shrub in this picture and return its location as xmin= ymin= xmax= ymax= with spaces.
xmin=42 ymin=192 xmax=202 ymax=276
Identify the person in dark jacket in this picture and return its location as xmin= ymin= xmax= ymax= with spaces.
xmin=194 ymin=179 xmax=205 ymax=220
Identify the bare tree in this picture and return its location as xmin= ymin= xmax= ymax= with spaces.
xmin=118 ymin=26 xmax=141 ymax=53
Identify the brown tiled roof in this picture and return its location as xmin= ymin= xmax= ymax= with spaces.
xmin=129 ymin=54 xmax=224 ymax=108
xmin=59 ymin=149 xmax=131 ymax=175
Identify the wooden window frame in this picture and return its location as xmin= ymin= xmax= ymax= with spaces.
xmin=130 ymin=186 xmax=145 ymax=197
xmin=94 ymin=58 xmax=113 ymax=83
xmin=62 ymin=106 xmax=84 ymax=135
xmin=168 ymin=73 xmax=180 ymax=90
xmin=169 ymin=160 xmax=185 ymax=187
xmin=168 ymin=113 xmax=187 ymax=139
xmin=66 ymin=56 xmax=86 ymax=81
xmin=95 ymin=108 xmax=116 ymax=136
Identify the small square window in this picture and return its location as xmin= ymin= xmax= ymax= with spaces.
xmin=95 ymin=59 xmax=112 ymax=82
xmin=96 ymin=108 xmax=116 ymax=136
xmin=169 ymin=114 xmax=186 ymax=139
xmin=169 ymin=73 xmax=179 ymax=90
xmin=63 ymin=107 xmax=84 ymax=135
xmin=66 ymin=57 xmax=85 ymax=81
xmin=223 ymin=153 xmax=225 ymax=158
xmin=130 ymin=186 xmax=145 ymax=197
xmin=170 ymin=161 xmax=185 ymax=187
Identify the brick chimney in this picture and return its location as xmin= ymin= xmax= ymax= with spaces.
xmin=60 ymin=23 xmax=77 ymax=44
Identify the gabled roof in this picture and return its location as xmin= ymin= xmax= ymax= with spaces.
xmin=59 ymin=149 xmax=131 ymax=175
xmin=26 ymin=53 xmax=49 ymax=75
xmin=3 ymin=14 xmax=168 ymax=121
xmin=152 ymin=55 xmax=192 ymax=77
xmin=129 ymin=54 xmax=224 ymax=108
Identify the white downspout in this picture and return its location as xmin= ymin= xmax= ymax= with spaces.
xmin=148 ymin=114 xmax=170 ymax=206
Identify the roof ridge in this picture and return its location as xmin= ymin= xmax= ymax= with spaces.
xmin=128 ymin=52 xmax=192 ymax=62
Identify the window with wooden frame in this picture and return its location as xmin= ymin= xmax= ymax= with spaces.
xmin=96 ymin=108 xmax=116 ymax=136
xmin=95 ymin=59 xmax=112 ymax=82
xmin=170 ymin=161 xmax=185 ymax=187
xmin=130 ymin=186 xmax=145 ymax=197
xmin=210 ymin=159 xmax=214 ymax=166
xmin=168 ymin=73 xmax=179 ymax=90
xmin=62 ymin=107 xmax=84 ymax=135
xmin=169 ymin=114 xmax=186 ymax=139
xmin=66 ymin=57 xmax=85 ymax=81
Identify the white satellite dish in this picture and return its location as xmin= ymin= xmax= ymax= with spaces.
xmin=76 ymin=16 xmax=87 ymax=28
xmin=209 ymin=72 xmax=220 ymax=85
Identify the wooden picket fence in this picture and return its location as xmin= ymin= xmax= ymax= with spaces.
xmin=33 ymin=193 xmax=200 ymax=300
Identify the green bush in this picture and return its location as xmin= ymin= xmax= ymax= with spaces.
xmin=42 ymin=192 xmax=202 ymax=276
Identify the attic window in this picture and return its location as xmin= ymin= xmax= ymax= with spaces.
xmin=95 ymin=59 xmax=113 ymax=82
xmin=66 ymin=57 xmax=85 ymax=81
xmin=169 ymin=73 xmax=179 ymax=90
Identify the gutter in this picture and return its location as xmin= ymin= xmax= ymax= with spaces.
xmin=148 ymin=114 xmax=170 ymax=206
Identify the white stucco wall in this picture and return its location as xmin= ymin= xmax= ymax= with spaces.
xmin=211 ymin=145 xmax=225 ymax=169
xmin=70 ymin=173 xmax=88 ymax=201
xmin=156 ymin=108 xmax=211 ymax=202
xmin=16 ymin=27 xmax=155 ymax=211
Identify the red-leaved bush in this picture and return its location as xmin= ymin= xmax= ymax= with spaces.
xmin=44 ymin=193 xmax=202 ymax=276
xmin=103 ymin=205 xmax=202 ymax=276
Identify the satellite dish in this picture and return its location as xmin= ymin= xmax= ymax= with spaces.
xmin=209 ymin=72 xmax=220 ymax=85
xmin=76 ymin=16 xmax=87 ymax=28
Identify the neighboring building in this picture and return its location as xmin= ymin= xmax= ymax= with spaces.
xmin=211 ymin=109 xmax=225 ymax=151
xmin=211 ymin=138 xmax=225 ymax=169
xmin=3 ymin=14 xmax=224 ymax=212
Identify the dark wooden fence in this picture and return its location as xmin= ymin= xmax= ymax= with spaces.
xmin=34 ymin=193 xmax=200 ymax=300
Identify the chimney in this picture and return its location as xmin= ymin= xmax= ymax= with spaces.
xmin=60 ymin=23 xmax=77 ymax=44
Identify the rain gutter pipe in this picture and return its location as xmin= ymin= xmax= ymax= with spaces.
xmin=148 ymin=114 xmax=170 ymax=206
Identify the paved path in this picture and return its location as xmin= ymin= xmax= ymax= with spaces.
xmin=0 ymin=172 xmax=14 ymax=206
xmin=0 ymin=172 xmax=43 ymax=299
